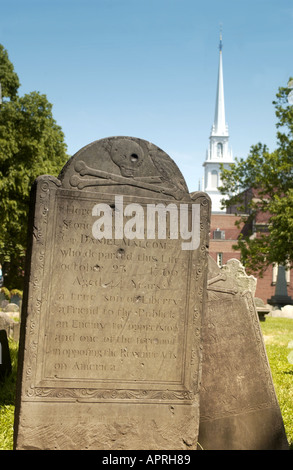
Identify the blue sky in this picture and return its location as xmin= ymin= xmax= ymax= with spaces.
xmin=1 ymin=0 xmax=293 ymax=192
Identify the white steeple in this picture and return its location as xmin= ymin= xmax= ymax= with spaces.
xmin=203 ymin=33 xmax=233 ymax=213
xmin=211 ymin=34 xmax=228 ymax=137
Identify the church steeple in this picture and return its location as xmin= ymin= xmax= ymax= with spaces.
xmin=202 ymin=32 xmax=233 ymax=213
xmin=211 ymin=33 xmax=228 ymax=137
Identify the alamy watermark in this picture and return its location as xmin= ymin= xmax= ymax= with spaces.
xmin=91 ymin=195 xmax=200 ymax=251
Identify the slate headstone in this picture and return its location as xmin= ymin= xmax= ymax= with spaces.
xmin=0 ymin=329 xmax=12 ymax=382
xmin=198 ymin=256 xmax=289 ymax=450
xmin=14 ymin=137 xmax=211 ymax=450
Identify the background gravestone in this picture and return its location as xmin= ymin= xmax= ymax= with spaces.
xmin=0 ymin=290 xmax=7 ymax=307
xmin=0 ymin=313 xmax=14 ymax=339
xmin=0 ymin=329 xmax=12 ymax=382
xmin=198 ymin=256 xmax=289 ymax=450
xmin=14 ymin=137 xmax=211 ymax=450
xmin=268 ymin=265 xmax=293 ymax=309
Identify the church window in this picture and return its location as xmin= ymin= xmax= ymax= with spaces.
xmin=217 ymin=142 xmax=223 ymax=157
xmin=217 ymin=253 xmax=223 ymax=267
xmin=213 ymin=229 xmax=225 ymax=240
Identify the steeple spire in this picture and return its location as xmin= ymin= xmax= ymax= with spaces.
xmin=212 ymin=32 xmax=228 ymax=137
xmin=202 ymin=32 xmax=233 ymax=213
xmin=219 ymin=30 xmax=223 ymax=52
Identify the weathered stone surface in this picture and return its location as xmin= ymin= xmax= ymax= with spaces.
xmin=1 ymin=299 xmax=9 ymax=309
xmin=198 ymin=256 xmax=289 ymax=450
xmin=221 ymin=258 xmax=257 ymax=297
xmin=0 ymin=312 xmax=14 ymax=337
xmin=4 ymin=303 xmax=19 ymax=312
xmin=0 ymin=329 xmax=12 ymax=382
xmin=14 ymin=137 xmax=211 ymax=450
xmin=0 ymin=312 xmax=20 ymax=341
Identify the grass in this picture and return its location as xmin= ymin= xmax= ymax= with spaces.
xmin=0 ymin=338 xmax=18 ymax=450
xmin=260 ymin=317 xmax=293 ymax=448
xmin=0 ymin=317 xmax=292 ymax=450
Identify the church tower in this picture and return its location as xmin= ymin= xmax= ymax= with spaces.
xmin=203 ymin=34 xmax=233 ymax=213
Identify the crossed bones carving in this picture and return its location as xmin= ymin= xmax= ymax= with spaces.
xmin=70 ymin=160 xmax=183 ymax=200
xmin=207 ymin=272 xmax=238 ymax=295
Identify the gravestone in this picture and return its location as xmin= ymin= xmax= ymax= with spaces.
xmin=0 ymin=290 xmax=6 ymax=306
xmin=0 ymin=329 xmax=12 ymax=382
xmin=14 ymin=137 xmax=211 ymax=450
xmin=10 ymin=293 xmax=22 ymax=307
xmin=4 ymin=303 xmax=19 ymax=313
xmin=268 ymin=265 xmax=293 ymax=309
xmin=0 ymin=312 xmax=15 ymax=338
xmin=221 ymin=258 xmax=257 ymax=297
xmin=254 ymin=297 xmax=271 ymax=322
xmin=0 ymin=311 xmax=20 ymax=341
xmin=198 ymin=256 xmax=289 ymax=450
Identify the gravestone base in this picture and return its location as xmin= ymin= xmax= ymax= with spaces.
xmin=268 ymin=295 xmax=293 ymax=309
xmin=15 ymin=401 xmax=199 ymax=450
xmin=199 ymin=407 xmax=288 ymax=450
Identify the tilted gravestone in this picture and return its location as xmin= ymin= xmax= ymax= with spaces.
xmin=14 ymin=137 xmax=211 ymax=450
xmin=0 ymin=329 xmax=12 ymax=382
xmin=198 ymin=256 xmax=289 ymax=450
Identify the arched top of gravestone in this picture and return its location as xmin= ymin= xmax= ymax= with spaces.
xmin=59 ymin=136 xmax=189 ymax=201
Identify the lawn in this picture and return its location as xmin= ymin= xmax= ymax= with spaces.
xmin=0 ymin=339 xmax=18 ymax=450
xmin=260 ymin=317 xmax=293 ymax=448
xmin=0 ymin=317 xmax=292 ymax=450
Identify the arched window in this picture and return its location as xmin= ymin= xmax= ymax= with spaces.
xmin=217 ymin=142 xmax=223 ymax=157
xmin=211 ymin=170 xmax=218 ymax=187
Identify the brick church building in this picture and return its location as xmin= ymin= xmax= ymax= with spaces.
xmin=201 ymin=35 xmax=293 ymax=304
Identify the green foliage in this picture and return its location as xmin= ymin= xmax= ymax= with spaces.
xmin=219 ymin=80 xmax=293 ymax=275
xmin=0 ymin=287 xmax=11 ymax=300
xmin=9 ymin=289 xmax=22 ymax=299
xmin=0 ymin=45 xmax=20 ymax=101
xmin=0 ymin=44 xmax=69 ymax=288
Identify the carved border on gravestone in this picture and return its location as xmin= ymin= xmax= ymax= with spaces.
xmin=23 ymin=182 xmax=210 ymax=404
xmin=23 ymin=176 xmax=61 ymax=397
xmin=241 ymin=290 xmax=277 ymax=407
xmin=190 ymin=192 xmax=211 ymax=394
xmin=30 ymin=388 xmax=194 ymax=401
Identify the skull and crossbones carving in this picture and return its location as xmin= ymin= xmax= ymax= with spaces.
xmin=69 ymin=138 xmax=185 ymax=200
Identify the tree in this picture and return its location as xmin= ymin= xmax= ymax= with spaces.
xmin=0 ymin=44 xmax=20 ymax=101
xmin=0 ymin=45 xmax=69 ymax=289
xmin=219 ymin=81 xmax=293 ymax=276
